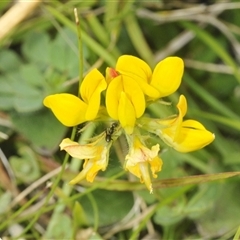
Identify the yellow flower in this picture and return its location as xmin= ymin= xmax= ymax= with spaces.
xmin=43 ymin=54 xmax=215 ymax=192
xmin=105 ymin=55 xmax=184 ymax=134
xmin=60 ymin=138 xmax=110 ymax=183
xmin=106 ymin=67 xmax=145 ymax=134
xmin=125 ymin=136 xmax=163 ymax=193
xmin=43 ymin=68 xmax=107 ymax=126
xmin=148 ymin=95 xmax=215 ymax=152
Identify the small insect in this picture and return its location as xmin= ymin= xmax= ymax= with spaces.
xmin=105 ymin=122 xmax=118 ymax=142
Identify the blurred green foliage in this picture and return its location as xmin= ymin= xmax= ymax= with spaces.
xmin=0 ymin=0 xmax=240 ymax=239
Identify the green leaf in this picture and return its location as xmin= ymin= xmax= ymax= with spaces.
xmin=0 ymin=49 xmax=21 ymax=72
xmin=1 ymin=72 xmax=44 ymax=112
xmin=0 ymin=191 xmax=12 ymax=214
xmin=11 ymin=109 xmax=67 ymax=151
xmin=22 ymin=31 xmax=51 ymax=65
xmin=73 ymin=201 xmax=88 ymax=228
xmin=13 ymin=91 xmax=43 ymax=112
xmin=44 ymin=213 xmax=73 ymax=239
xmin=13 ymin=89 xmax=43 ymax=113
xmin=50 ymin=28 xmax=79 ymax=77
xmin=154 ymin=195 xmax=186 ymax=226
xmin=9 ymin=145 xmax=40 ymax=183
xmin=185 ymin=183 xmax=222 ymax=219
xmin=79 ymin=190 xmax=134 ymax=226
xmin=0 ymin=76 xmax=14 ymax=93
xmin=196 ymin=181 xmax=240 ymax=238
xmin=20 ymin=64 xmax=45 ymax=88
xmin=0 ymin=93 xmax=14 ymax=110
xmin=0 ymin=76 xmax=15 ymax=110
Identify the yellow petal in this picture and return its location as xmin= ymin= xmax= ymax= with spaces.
xmin=173 ymin=120 xmax=215 ymax=152
xmin=182 ymin=119 xmax=208 ymax=130
xmin=122 ymin=76 xmax=145 ymax=118
xmin=69 ymin=159 xmax=94 ymax=184
xmin=80 ymin=68 xmax=107 ymax=104
xmin=85 ymin=163 xmax=101 ymax=182
xmin=150 ymin=156 xmax=163 ymax=178
xmin=116 ymin=55 xmax=152 ymax=83
xmin=177 ymin=95 xmax=187 ymax=117
xmin=139 ymin=162 xmax=153 ymax=193
xmin=60 ymin=138 xmax=98 ymax=159
xmin=106 ymin=75 xmax=146 ymax=121
xmin=159 ymin=116 xmax=182 ymax=141
xmin=116 ymin=55 xmax=160 ymax=98
xmin=70 ymin=158 xmax=103 ymax=183
xmin=69 ymin=146 xmax=108 ymax=184
xmin=125 ymin=158 xmax=153 ymax=193
xmin=125 ymin=138 xmax=161 ymax=193
xmin=171 ymin=94 xmax=187 ymax=140
xmin=151 ymin=57 xmax=184 ymax=97
xmin=106 ymin=75 xmax=122 ymax=119
xmin=160 ymin=95 xmax=187 ymax=140
xmin=86 ymin=148 xmax=108 ymax=181
xmin=43 ymin=94 xmax=87 ymax=126
xmin=125 ymin=161 xmax=140 ymax=178
xmin=79 ymin=69 xmax=106 ymax=120
xmin=118 ymin=92 xmax=136 ymax=134
xmin=85 ymin=84 xmax=105 ymax=121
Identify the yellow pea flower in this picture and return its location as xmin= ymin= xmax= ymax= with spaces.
xmin=43 ymin=68 xmax=107 ymax=126
xmin=60 ymin=138 xmax=110 ymax=183
xmin=43 ymin=54 xmax=215 ymax=193
xmin=106 ymin=68 xmax=145 ymax=134
xmin=146 ymin=95 xmax=215 ymax=152
xmin=105 ymin=55 xmax=184 ymax=134
xmin=125 ymin=136 xmax=163 ymax=193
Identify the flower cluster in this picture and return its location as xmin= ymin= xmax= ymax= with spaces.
xmin=44 ymin=55 xmax=215 ymax=193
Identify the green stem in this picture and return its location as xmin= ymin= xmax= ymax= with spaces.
xmin=0 ymin=190 xmax=43 ymax=232
xmin=45 ymin=125 xmax=96 ymax=236
xmin=15 ymin=141 xmax=72 ymax=239
xmin=233 ymin=225 xmax=240 ymax=240
xmin=86 ymin=13 xmax=121 ymax=58
xmin=45 ymin=5 xmax=117 ymax=66
xmin=124 ymin=2 xmax=154 ymax=67
xmin=184 ymin=73 xmax=240 ymax=120
xmin=87 ymin=192 xmax=99 ymax=232
xmin=15 ymin=127 xmax=77 ymax=239
xmin=74 ymin=8 xmax=83 ymax=87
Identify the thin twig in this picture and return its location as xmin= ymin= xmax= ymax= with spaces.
xmin=0 ymin=0 xmax=42 ymax=40
xmin=184 ymin=58 xmax=234 ymax=74
xmin=137 ymin=2 xmax=240 ymax=24
xmin=138 ymin=2 xmax=240 ymax=62
xmin=10 ymin=166 xmax=63 ymax=208
xmin=103 ymin=202 xmax=156 ymax=239
xmin=155 ymin=30 xmax=195 ymax=61
xmin=0 ymin=148 xmax=15 ymax=182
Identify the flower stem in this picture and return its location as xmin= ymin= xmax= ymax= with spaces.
xmin=74 ymin=8 xmax=83 ymax=87
xmin=45 ymin=124 xmax=96 ymax=236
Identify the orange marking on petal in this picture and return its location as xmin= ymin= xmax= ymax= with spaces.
xmin=109 ymin=68 xmax=119 ymax=78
